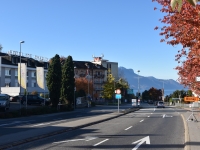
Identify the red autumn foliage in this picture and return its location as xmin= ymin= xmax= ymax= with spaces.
xmin=75 ymin=78 xmax=93 ymax=96
xmin=153 ymin=0 xmax=200 ymax=94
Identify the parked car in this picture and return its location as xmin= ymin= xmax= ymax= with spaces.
xmin=10 ymin=95 xmax=20 ymax=102
xmin=157 ymin=101 xmax=165 ymax=108
xmin=1 ymin=94 xmax=10 ymax=101
xmin=0 ymin=94 xmax=10 ymax=111
xmin=21 ymin=95 xmax=50 ymax=106
xmin=148 ymin=100 xmax=153 ymax=104
xmin=154 ymin=101 xmax=158 ymax=106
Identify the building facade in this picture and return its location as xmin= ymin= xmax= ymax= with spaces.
xmin=0 ymin=52 xmax=49 ymax=96
xmin=73 ymin=60 xmax=107 ymax=100
xmin=91 ymin=55 xmax=118 ymax=80
xmin=0 ymin=52 xmax=117 ymax=99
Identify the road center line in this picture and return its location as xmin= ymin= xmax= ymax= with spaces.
xmin=93 ymin=139 xmax=109 ymax=146
xmin=163 ymin=114 xmax=166 ymax=118
xmin=125 ymin=126 xmax=132 ymax=130
xmin=147 ymin=116 xmax=150 ymax=117
xmin=140 ymin=120 xmax=144 ymax=122
xmin=31 ymin=123 xmax=51 ymax=127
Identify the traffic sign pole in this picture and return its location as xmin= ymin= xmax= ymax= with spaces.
xmin=118 ymin=98 xmax=119 ymax=113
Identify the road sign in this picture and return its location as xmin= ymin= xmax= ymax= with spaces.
xmin=115 ymin=89 xmax=121 ymax=94
xmin=132 ymin=99 xmax=136 ymax=106
xmin=127 ymin=89 xmax=134 ymax=94
xmin=115 ymin=94 xmax=121 ymax=99
xmin=184 ymin=97 xmax=199 ymax=102
xmin=196 ymin=76 xmax=200 ymax=81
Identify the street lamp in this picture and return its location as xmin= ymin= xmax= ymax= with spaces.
xmin=19 ymin=41 xmax=25 ymax=110
xmin=162 ymin=81 xmax=165 ymax=101
xmin=137 ymin=70 xmax=140 ymax=97
xmin=74 ymin=66 xmax=76 ymax=109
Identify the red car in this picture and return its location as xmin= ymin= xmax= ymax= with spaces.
xmin=10 ymin=95 xmax=20 ymax=102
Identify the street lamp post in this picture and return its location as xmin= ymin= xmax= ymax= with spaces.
xmin=137 ymin=70 xmax=140 ymax=97
xmin=162 ymin=81 xmax=165 ymax=101
xmin=74 ymin=66 xmax=76 ymax=109
xmin=19 ymin=41 xmax=25 ymax=110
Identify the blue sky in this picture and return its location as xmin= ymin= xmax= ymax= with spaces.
xmin=0 ymin=0 xmax=181 ymax=80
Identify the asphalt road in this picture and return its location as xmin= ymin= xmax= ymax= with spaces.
xmin=7 ymin=106 xmax=186 ymax=150
xmin=0 ymin=104 xmax=133 ymax=136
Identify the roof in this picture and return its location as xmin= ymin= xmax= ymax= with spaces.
xmin=0 ymin=52 xmax=49 ymax=69
xmin=73 ymin=60 xmax=107 ymax=70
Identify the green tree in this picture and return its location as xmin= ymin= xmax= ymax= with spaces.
xmin=31 ymin=91 xmax=38 ymax=95
xmin=46 ymin=54 xmax=62 ymax=107
xmin=187 ymin=90 xmax=193 ymax=96
xmin=60 ymin=55 xmax=75 ymax=106
xmin=115 ymin=78 xmax=129 ymax=100
xmin=142 ymin=90 xmax=150 ymax=100
xmin=102 ymin=69 xmax=115 ymax=100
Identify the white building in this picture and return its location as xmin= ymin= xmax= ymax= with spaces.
xmin=0 ymin=51 xmax=49 ymax=96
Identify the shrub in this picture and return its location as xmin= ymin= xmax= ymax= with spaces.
xmin=31 ymin=91 xmax=38 ymax=95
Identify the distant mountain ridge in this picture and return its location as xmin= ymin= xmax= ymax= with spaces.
xmin=118 ymin=67 xmax=187 ymax=95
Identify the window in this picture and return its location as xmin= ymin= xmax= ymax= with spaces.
xmin=32 ymin=81 xmax=36 ymax=87
xmin=28 ymin=60 xmax=31 ymax=66
xmin=5 ymin=69 xmax=11 ymax=76
xmin=27 ymin=71 xmax=29 ymax=77
xmin=15 ymin=57 xmax=18 ymax=64
xmin=32 ymin=71 xmax=36 ymax=77
xmin=26 ymin=82 xmax=28 ymax=87
xmin=12 ymin=58 xmax=15 ymax=64
xmin=5 ymin=83 xmax=10 ymax=87
xmin=15 ymin=82 xmax=19 ymax=87
xmin=15 ymin=69 xmax=18 ymax=76
xmin=46 ymin=63 xmax=48 ymax=69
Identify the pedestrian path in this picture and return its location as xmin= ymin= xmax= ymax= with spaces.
xmin=182 ymin=108 xmax=200 ymax=150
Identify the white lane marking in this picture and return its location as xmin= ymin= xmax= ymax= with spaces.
xmin=53 ymin=137 xmax=97 ymax=144
xmin=125 ymin=126 xmax=132 ymax=130
xmin=147 ymin=116 xmax=150 ymax=117
xmin=93 ymin=139 xmax=109 ymax=146
xmin=0 ymin=120 xmax=35 ymax=127
xmin=151 ymin=113 xmax=153 ymax=114
xmin=31 ymin=123 xmax=51 ymax=127
xmin=163 ymin=114 xmax=166 ymax=118
xmin=140 ymin=120 xmax=144 ymax=122
xmin=30 ymin=119 xmax=68 ymax=127
xmin=154 ymin=108 xmax=156 ymax=111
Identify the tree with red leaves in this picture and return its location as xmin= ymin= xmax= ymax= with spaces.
xmin=153 ymin=0 xmax=200 ymax=94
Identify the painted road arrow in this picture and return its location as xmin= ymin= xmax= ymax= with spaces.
xmin=132 ymin=136 xmax=150 ymax=150
xmin=53 ymin=137 xmax=97 ymax=144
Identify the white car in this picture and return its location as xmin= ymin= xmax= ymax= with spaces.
xmin=157 ymin=101 xmax=165 ymax=108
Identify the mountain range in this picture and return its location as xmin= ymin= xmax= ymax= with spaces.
xmin=118 ymin=67 xmax=188 ymax=96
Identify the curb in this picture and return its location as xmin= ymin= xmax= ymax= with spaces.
xmin=0 ymin=108 xmax=139 ymax=150
xmin=181 ymin=114 xmax=190 ymax=150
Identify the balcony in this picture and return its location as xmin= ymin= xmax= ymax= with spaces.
xmin=94 ymin=74 xmax=105 ymax=79
xmin=95 ymin=87 xmax=103 ymax=91
xmin=79 ymin=73 xmax=86 ymax=77
xmin=94 ymin=81 xmax=104 ymax=84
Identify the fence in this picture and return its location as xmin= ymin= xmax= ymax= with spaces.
xmin=175 ymin=102 xmax=200 ymax=108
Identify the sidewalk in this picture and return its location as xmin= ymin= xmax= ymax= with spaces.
xmin=181 ymin=108 xmax=200 ymax=150
xmin=0 ymin=107 xmax=138 ymax=150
